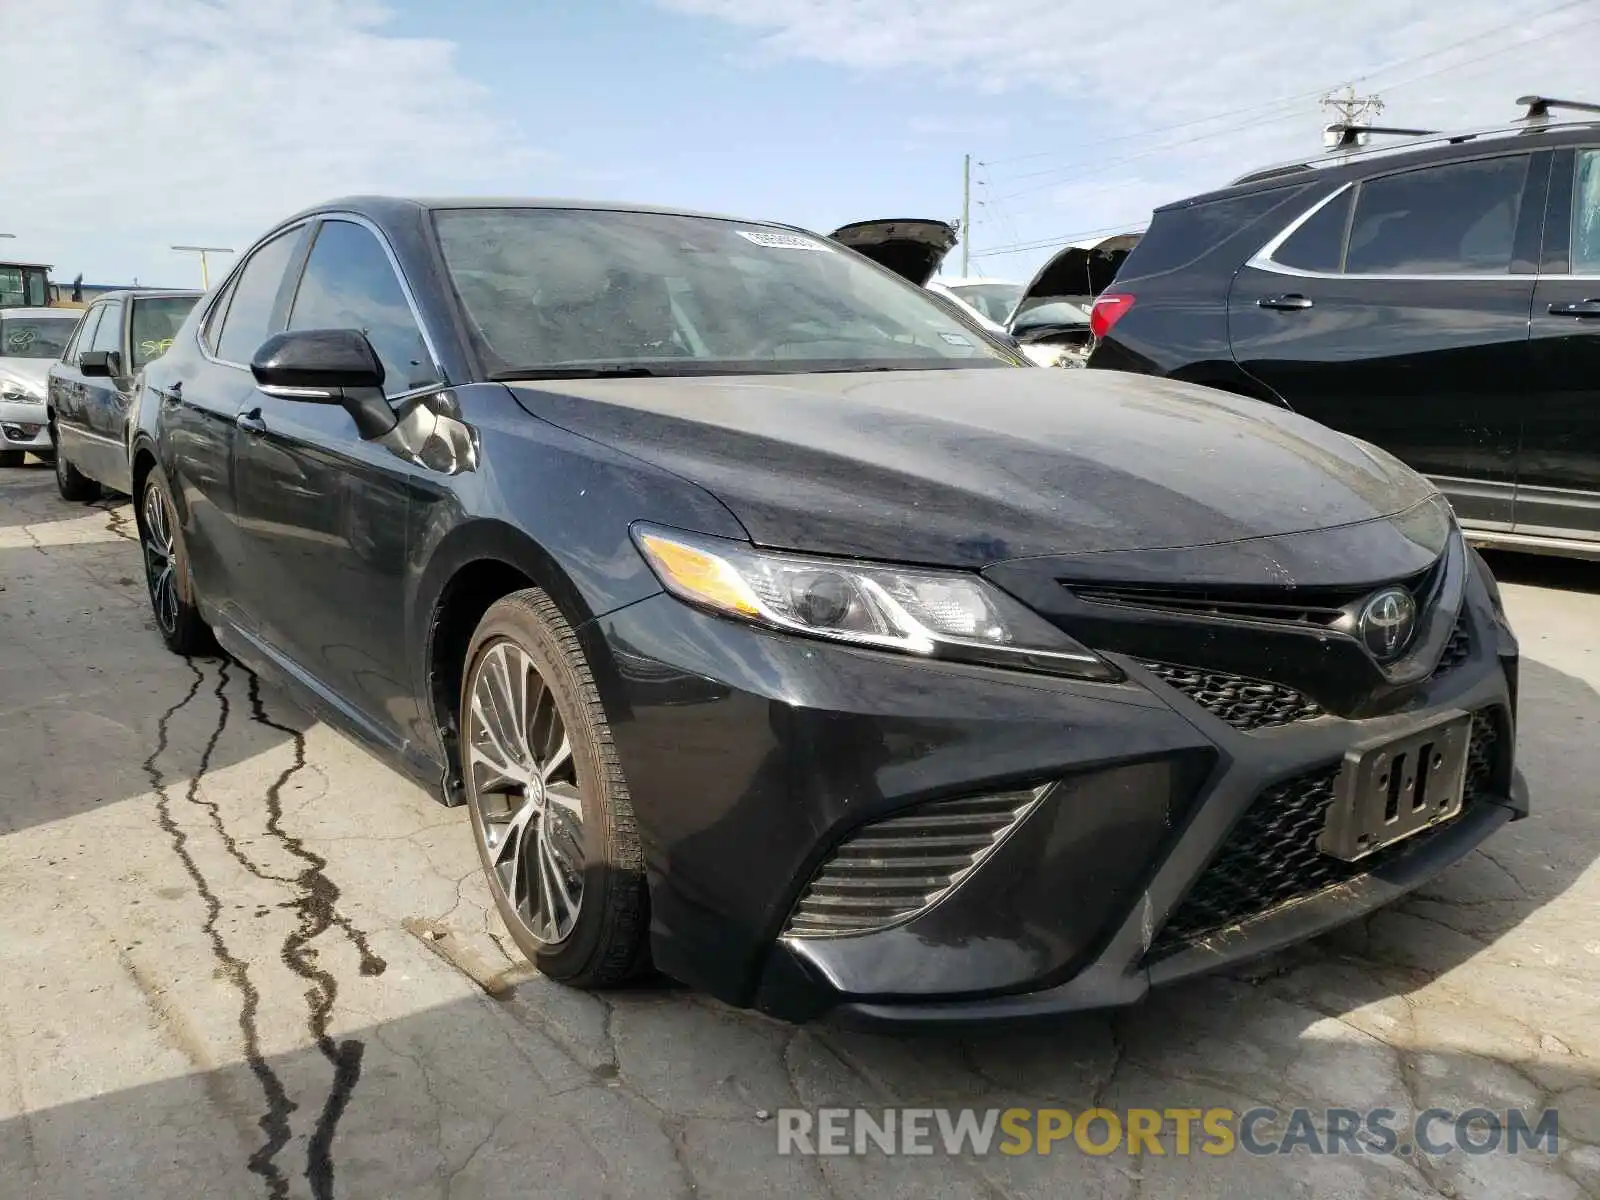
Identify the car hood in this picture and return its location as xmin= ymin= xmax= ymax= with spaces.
xmin=1014 ymin=232 xmax=1142 ymax=314
xmin=0 ymin=358 xmax=50 ymax=395
xmin=829 ymin=219 xmax=957 ymax=287
xmin=505 ymin=369 xmax=1437 ymax=568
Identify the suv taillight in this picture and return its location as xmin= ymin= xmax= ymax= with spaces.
xmin=1089 ymin=293 xmax=1135 ymax=340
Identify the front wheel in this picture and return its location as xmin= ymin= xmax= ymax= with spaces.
xmin=52 ymin=427 xmax=101 ymax=501
xmin=137 ymin=466 xmax=216 ymax=656
xmin=461 ymin=588 xmax=648 ymax=987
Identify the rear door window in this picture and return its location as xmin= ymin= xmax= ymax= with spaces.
xmin=1273 ymin=189 xmax=1354 ymax=272
xmin=1345 ymin=155 xmax=1530 ymax=275
xmin=1570 ymin=149 xmax=1600 ymax=273
xmin=213 ymin=228 xmax=303 ymax=365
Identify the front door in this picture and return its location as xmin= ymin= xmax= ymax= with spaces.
xmin=1522 ymin=147 xmax=1600 ymax=544
xmin=1228 ymin=152 xmax=1547 ymax=530
xmin=232 ymin=216 xmax=445 ymax=743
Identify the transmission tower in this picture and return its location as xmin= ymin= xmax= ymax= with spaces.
xmin=1321 ymin=84 xmax=1385 ymax=127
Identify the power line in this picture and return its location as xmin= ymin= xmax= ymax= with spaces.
xmin=979 ymin=0 xmax=1591 ymax=171
xmin=972 ymin=221 xmax=1151 ymax=260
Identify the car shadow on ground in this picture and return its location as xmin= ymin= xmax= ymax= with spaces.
xmin=1480 ymin=548 xmax=1600 ymax=595
xmin=0 ymin=537 xmax=312 ymax=837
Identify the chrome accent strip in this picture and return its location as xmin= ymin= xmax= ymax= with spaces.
xmin=1463 ymin=528 xmax=1600 ymax=559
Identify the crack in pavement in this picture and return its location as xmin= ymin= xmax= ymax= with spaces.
xmin=143 ymin=657 xmax=295 ymax=1200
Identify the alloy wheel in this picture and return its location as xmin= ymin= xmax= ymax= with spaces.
xmin=141 ymin=484 xmax=179 ymax=636
xmin=466 ymin=640 xmax=586 ymax=944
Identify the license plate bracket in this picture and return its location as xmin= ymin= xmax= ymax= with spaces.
xmin=1319 ymin=710 xmax=1473 ymax=863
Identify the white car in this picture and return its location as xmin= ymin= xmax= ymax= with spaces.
xmin=0 ymin=307 xmax=80 ymax=466
xmin=927 ymin=277 xmax=1025 ymax=336
xmin=1008 ymin=232 xmax=1142 ymax=367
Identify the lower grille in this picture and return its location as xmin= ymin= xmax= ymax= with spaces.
xmin=783 ymin=786 xmax=1048 ymax=938
xmin=1138 ymin=662 xmax=1324 ymax=732
xmin=1147 ymin=708 xmax=1502 ymax=958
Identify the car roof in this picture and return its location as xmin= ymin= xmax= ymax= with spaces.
xmin=0 ymin=307 xmax=77 ymax=318
xmin=1203 ymin=116 xmax=1600 ymax=205
xmin=289 ymin=194 xmax=770 ymax=229
xmin=80 ymin=288 xmax=204 ymax=303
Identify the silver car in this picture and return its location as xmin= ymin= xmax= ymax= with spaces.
xmin=0 ymin=307 xmax=80 ymax=466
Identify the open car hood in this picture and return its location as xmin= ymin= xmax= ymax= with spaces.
xmin=1015 ymin=232 xmax=1142 ymax=309
xmin=829 ymin=219 xmax=957 ymax=287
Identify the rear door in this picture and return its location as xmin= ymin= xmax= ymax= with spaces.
xmin=1227 ymin=151 xmax=1547 ymax=529
xmin=1522 ymin=147 xmax=1600 ymax=543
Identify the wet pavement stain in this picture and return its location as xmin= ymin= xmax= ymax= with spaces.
xmin=98 ymin=501 xmax=136 ymax=543
xmin=143 ymin=658 xmax=295 ymax=1200
xmin=246 ymin=673 xmax=386 ymax=1200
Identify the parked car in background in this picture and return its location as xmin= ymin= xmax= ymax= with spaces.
xmin=927 ymin=276 xmax=1024 ymax=334
xmin=0 ymin=307 xmax=79 ymax=466
xmin=1088 ymin=95 xmax=1600 ymax=561
xmin=828 ymin=219 xmax=1027 ymax=350
xmin=47 ymin=288 xmax=200 ymax=498
xmin=1010 ymin=232 xmax=1140 ymax=367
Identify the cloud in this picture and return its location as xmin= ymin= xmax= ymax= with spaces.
xmin=658 ymin=0 xmax=1600 ymax=275
xmin=6 ymin=0 xmax=544 ymax=283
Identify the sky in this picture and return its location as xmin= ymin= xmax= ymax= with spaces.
xmin=6 ymin=0 xmax=1599 ymax=289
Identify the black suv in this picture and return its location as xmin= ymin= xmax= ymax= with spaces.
xmin=1088 ymin=95 xmax=1600 ymax=561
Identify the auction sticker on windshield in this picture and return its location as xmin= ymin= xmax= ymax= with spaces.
xmin=736 ymin=230 xmax=833 ymax=251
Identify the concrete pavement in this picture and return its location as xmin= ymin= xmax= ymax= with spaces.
xmin=0 ymin=463 xmax=1595 ymax=1199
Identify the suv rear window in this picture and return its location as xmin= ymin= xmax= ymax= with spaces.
xmin=1345 ymin=155 xmax=1529 ymax=275
xmin=1120 ymin=187 xmax=1303 ymax=278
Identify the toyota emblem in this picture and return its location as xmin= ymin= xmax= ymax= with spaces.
xmin=1358 ymin=587 xmax=1417 ymax=661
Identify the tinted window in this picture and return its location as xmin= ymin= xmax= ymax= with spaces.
xmin=287 ymin=220 xmax=439 ymax=394
xmin=0 ymin=314 xmax=77 ymax=360
xmin=1117 ymin=187 xmax=1302 ymax=279
xmin=1345 ymin=156 xmax=1529 ymax=275
xmin=70 ymin=307 xmax=104 ymax=364
xmin=88 ymin=301 xmax=123 ymax=355
xmin=130 ymin=296 xmax=199 ymax=370
xmin=1274 ymin=188 xmax=1353 ymax=272
xmin=1572 ymin=150 xmax=1600 ymax=273
xmin=214 ymin=229 xmax=301 ymax=365
xmin=434 ymin=208 xmax=1013 ymax=375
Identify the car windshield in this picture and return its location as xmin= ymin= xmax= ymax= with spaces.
xmin=432 ymin=208 xmax=1017 ymax=377
xmin=130 ymin=296 xmax=199 ymax=370
xmin=0 ymin=315 xmax=77 ymax=360
xmin=944 ymin=283 xmax=1023 ymax=324
xmin=1011 ymin=298 xmax=1092 ymax=333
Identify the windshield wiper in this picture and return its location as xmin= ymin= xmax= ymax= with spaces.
xmin=488 ymin=365 xmax=665 ymax=381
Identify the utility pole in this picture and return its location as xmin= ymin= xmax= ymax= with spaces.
xmin=170 ymin=244 xmax=233 ymax=289
xmin=1321 ymin=85 xmax=1384 ymax=145
xmin=960 ymin=153 xmax=971 ymax=279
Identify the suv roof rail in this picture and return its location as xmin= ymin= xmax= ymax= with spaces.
xmin=1324 ymin=123 xmax=1439 ymax=151
xmin=1518 ymin=94 xmax=1600 ymax=122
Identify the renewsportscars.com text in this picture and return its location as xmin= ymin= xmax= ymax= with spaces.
xmin=776 ymin=1106 xmax=1561 ymax=1158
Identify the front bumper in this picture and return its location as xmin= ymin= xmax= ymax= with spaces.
xmin=0 ymin=397 xmax=50 ymax=452
xmin=589 ymin=564 xmax=1521 ymax=1026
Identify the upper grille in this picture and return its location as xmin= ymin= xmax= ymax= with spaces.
xmin=783 ymin=786 xmax=1047 ymax=938
xmin=1147 ymin=708 xmax=1502 ymax=958
xmin=1432 ymin=613 xmax=1472 ymax=678
xmin=1138 ymin=661 xmax=1325 ymax=732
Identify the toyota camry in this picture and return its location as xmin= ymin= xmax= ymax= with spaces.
xmin=127 ymin=196 xmax=1524 ymax=1024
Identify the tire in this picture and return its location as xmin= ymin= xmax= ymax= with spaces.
xmin=460 ymin=588 xmax=648 ymax=987
xmin=137 ymin=465 xmax=217 ymax=656
xmin=0 ymin=450 xmax=24 ymax=468
xmin=52 ymin=428 xmax=101 ymax=501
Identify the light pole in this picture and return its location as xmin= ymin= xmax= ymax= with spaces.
xmin=171 ymin=244 xmax=233 ymax=289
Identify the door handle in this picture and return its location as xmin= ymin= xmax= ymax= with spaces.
xmin=235 ymin=408 xmax=268 ymax=435
xmin=1258 ymin=294 xmax=1314 ymax=311
xmin=1547 ymin=299 xmax=1600 ymax=317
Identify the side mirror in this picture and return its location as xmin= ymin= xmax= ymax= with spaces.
xmin=250 ymin=329 xmax=396 ymax=440
xmin=79 ymin=350 xmax=113 ymax=378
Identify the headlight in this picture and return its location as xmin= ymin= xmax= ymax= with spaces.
xmin=632 ymin=524 xmax=1120 ymax=681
